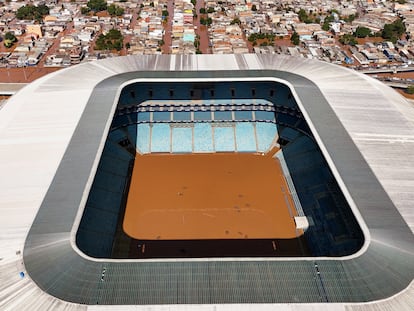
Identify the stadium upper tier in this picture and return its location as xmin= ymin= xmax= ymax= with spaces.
xmin=0 ymin=54 xmax=414 ymax=311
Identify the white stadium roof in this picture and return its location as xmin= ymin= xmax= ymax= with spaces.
xmin=0 ymin=54 xmax=414 ymax=310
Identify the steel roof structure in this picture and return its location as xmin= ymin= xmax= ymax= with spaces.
xmin=1 ymin=54 xmax=414 ymax=311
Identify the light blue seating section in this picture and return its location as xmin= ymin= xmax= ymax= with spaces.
xmin=172 ymin=127 xmax=192 ymax=153
xmin=151 ymin=124 xmax=170 ymax=152
xmin=194 ymin=123 xmax=213 ymax=152
xmin=234 ymin=111 xmax=253 ymax=121
xmin=214 ymin=127 xmax=235 ymax=152
xmin=256 ymin=122 xmax=277 ymax=152
xmin=136 ymin=122 xmax=279 ymax=154
xmin=173 ymin=111 xmax=191 ymax=121
xmin=153 ymin=111 xmax=171 ymax=122
xmin=214 ymin=111 xmax=232 ymax=121
xmin=235 ymin=123 xmax=256 ymax=152
xmin=138 ymin=112 xmax=151 ymax=122
xmin=194 ymin=111 xmax=211 ymax=121
xmin=255 ymin=110 xmax=275 ymax=122
xmin=137 ymin=124 xmax=150 ymax=153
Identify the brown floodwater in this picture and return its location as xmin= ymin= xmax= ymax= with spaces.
xmin=123 ymin=150 xmax=301 ymax=241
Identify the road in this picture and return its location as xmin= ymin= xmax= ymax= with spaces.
xmin=194 ymin=0 xmax=210 ymax=54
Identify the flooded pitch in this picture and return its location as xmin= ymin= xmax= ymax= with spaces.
xmin=123 ymin=150 xmax=301 ymax=241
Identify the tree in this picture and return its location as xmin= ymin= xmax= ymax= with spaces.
xmin=322 ymin=22 xmax=330 ymax=31
xmin=162 ymin=10 xmax=169 ymax=17
xmin=207 ymin=7 xmax=215 ymax=13
xmin=200 ymin=17 xmax=212 ymax=26
xmin=344 ymin=14 xmax=356 ymax=23
xmin=382 ymin=18 xmax=406 ymax=43
xmin=354 ymin=26 xmax=371 ymax=38
xmin=16 ymin=4 xmax=49 ymax=22
xmin=251 ymin=4 xmax=257 ymax=11
xmin=298 ymin=9 xmax=308 ymax=22
xmin=95 ymin=29 xmax=124 ymax=51
xmin=5 ymin=32 xmax=17 ymax=41
xmin=339 ymin=34 xmax=357 ymax=45
xmin=322 ymin=14 xmax=334 ymax=31
xmin=291 ymin=31 xmax=300 ymax=45
xmin=3 ymin=31 xmax=17 ymax=48
xmin=81 ymin=6 xmax=90 ymax=14
xmin=230 ymin=18 xmax=241 ymax=25
xmin=199 ymin=7 xmax=206 ymax=14
xmin=107 ymin=4 xmax=124 ymax=16
xmin=406 ymin=85 xmax=414 ymax=94
xmin=87 ymin=0 xmax=107 ymax=12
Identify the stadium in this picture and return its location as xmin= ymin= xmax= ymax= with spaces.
xmin=0 ymin=54 xmax=414 ymax=310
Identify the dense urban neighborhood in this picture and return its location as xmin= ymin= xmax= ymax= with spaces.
xmin=2 ymin=0 xmax=414 ymax=86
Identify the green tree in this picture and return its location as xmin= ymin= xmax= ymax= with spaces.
xmin=3 ymin=31 xmax=17 ymax=48
xmin=230 ymin=18 xmax=241 ymax=25
xmin=354 ymin=26 xmax=371 ymax=38
xmin=339 ymin=34 xmax=357 ymax=45
xmin=207 ymin=7 xmax=215 ymax=13
xmin=200 ymin=17 xmax=212 ymax=26
xmin=162 ymin=10 xmax=169 ymax=17
xmin=95 ymin=29 xmax=124 ymax=51
xmin=87 ymin=0 xmax=107 ymax=12
xmin=251 ymin=4 xmax=257 ymax=11
xmin=291 ymin=31 xmax=300 ymax=45
xmin=382 ymin=18 xmax=406 ymax=43
xmin=191 ymin=0 xmax=196 ymax=5
xmin=5 ymin=32 xmax=17 ymax=41
xmin=81 ymin=6 xmax=90 ymax=14
xmin=344 ymin=14 xmax=356 ymax=23
xmin=199 ymin=7 xmax=206 ymax=14
xmin=406 ymin=85 xmax=414 ymax=94
xmin=16 ymin=4 xmax=49 ymax=22
xmin=322 ymin=14 xmax=334 ymax=31
xmin=298 ymin=9 xmax=308 ymax=22
xmin=107 ymin=4 xmax=124 ymax=16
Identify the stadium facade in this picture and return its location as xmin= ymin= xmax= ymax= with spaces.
xmin=0 ymin=54 xmax=414 ymax=311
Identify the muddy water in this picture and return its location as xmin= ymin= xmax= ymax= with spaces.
xmin=123 ymin=151 xmax=299 ymax=240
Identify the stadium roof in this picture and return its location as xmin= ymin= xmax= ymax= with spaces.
xmin=1 ymin=54 xmax=414 ymax=311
